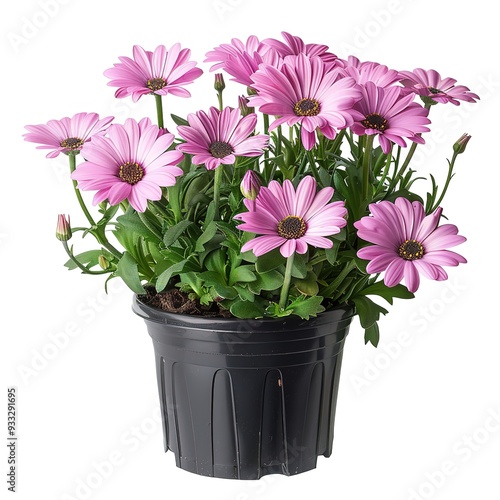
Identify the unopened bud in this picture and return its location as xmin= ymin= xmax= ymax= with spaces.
xmin=98 ymin=254 xmax=110 ymax=270
xmin=56 ymin=214 xmax=72 ymax=241
xmin=453 ymin=133 xmax=471 ymax=154
xmin=240 ymin=170 xmax=262 ymax=200
xmin=238 ymin=95 xmax=255 ymax=117
xmin=214 ymin=73 xmax=225 ymax=93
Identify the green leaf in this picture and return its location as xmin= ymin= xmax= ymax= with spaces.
xmin=195 ymin=221 xmax=218 ymax=252
xmin=286 ymin=295 xmax=325 ymax=320
xmin=325 ymin=243 xmax=340 ymax=266
xmin=358 ymin=281 xmax=414 ymax=304
xmin=116 ymin=212 xmax=161 ymax=243
xmin=64 ymin=250 xmax=103 ymax=270
xmin=241 ymin=249 xmax=257 ymax=263
xmin=199 ymin=270 xmax=227 ymax=287
xmin=213 ymin=283 xmax=239 ymax=300
xmin=163 ymin=220 xmax=193 ymax=247
xmin=255 ymin=248 xmax=285 ymax=273
xmin=233 ymin=285 xmax=255 ymax=302
xmin=204 ymin=248 xmax=227 ymax=276
xmin=294 ymin=271 xmax=319 ymax=296
xmin=230 ymin=299 xmax=265 ymax=319
xmin=364 ymin=322 xmax=380 ymax=347
xmin=170 ymin=114 xmax=189 ymax=126
xmin=352 ymin=296 xmax=388 ymax=329
xmin=115 ymin=252 xmax=145 ymax=294
xmin=229 ymin=266 xmax=257 ymax=285
xmin=291 ymin=253 xmax=308 ymax=279
xmin=156 ymin=259 xmax=190 ymax=292
xmin=248 ymin=270 xmax=283 ymax=294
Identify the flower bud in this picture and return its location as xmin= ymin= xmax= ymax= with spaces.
xmin=214 ymin=73 xmax=225 ymax=93
xmin=98 ymin=254 xmax=110 ymax=270
xmin=240 ymin=170 xmax=262 ymax=200
xmin=56 ymin=214 xmax=72 ymax=241
xmin=238 ymin=95 xmax=255 ymax=117
xmin=453 ymin=133 xmax=471 ymax=154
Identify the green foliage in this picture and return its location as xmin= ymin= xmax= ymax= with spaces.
xmin=51 ymin=50 xmax=472 ymax=348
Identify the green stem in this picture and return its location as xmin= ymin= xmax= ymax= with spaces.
xmin=429 ymin=153 xmax=458 ymax=213
xmin=307 ymin=150 xmax=320 ymax=183
xmin=69 ymin=154 xmax=96 ymax=227
xmin=329 ymin=130 xmax=346 ymax=156
xmin=362 ymin=134 xmax=375 ymax=201
xmin=213 ymin=165 xmax=224 ymax=220
xmin=374 ymin=148 xmax=393 ymax=197
xmin=68 ymin=154 xmax=122 ymax=259
xmin=137 ymin=210 xmax=162 ymax=240
xmin=279 ymin=252 xmax=295 ymax=310
xmin=217 ymin=91 xmax=223 ymax=111
xmin=276 ymin=125 xmax=283 ymax=157
xmin=154 ymin=94 xmax=164 ymax=129
xmin=320 ymin=260 xmax=356 ymax=298
xmin=62 ymin=241 xmax=110 ymax=275
xmin=387 ymin=103 xmax=431 ymax=193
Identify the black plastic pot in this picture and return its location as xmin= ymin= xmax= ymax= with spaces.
xmin=133 ymin=295 xmax=355 ymax=480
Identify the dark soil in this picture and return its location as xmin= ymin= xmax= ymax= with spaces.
xmin=138 ymin=286 xmax=233 ymax=318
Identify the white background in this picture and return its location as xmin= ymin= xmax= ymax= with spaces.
xmin=2 ymin=0 xmax=499 ymax=499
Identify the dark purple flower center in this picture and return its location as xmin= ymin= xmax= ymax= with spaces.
xmin=60 ymin=137 xmax=84 ymax=150
xmin=362 ymin=113 xmax=388 ymax=131
xmin=147 ymin=78 xmax=167 ymax=91
xmin=398 ymin=239 xmax=424 ymax=261
xmin=428 ymin=86 xmax=443 ymax=95
xmin=118 ymin=161 xmax=144 ymax=185
xmin=277 ymin=215 xmax=307 ymax=239
xmin=294 ymin=98 xmax=321 ymax=117
xmin=209 ymin=141 xmax=233 ymax=159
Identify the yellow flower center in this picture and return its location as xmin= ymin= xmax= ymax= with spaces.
xmin=277 ymin=215 xmax=307 ymax=239
xmin=119 ymin=161 xmax=144 ymax=185
xmin=361 ymin=113 xmax=388 ymax=131
xmin=147 ymin=78 xmax=167 ymax=91
xmin=60 ymin=137 xmax=84 ymax=150
xmin=209 ymin=141 xmax=233 ymax=158
xmin=398 ymin=239 xmax=424 ymax=261
xmin=294 ymin=98 xmax=320 ymax=117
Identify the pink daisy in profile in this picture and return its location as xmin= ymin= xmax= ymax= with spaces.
xmin=350 ymin=82 xmax=431 ymax=154
xmin=23 ymin=112 xmax=113 ymax=158
xmin=354 ymin=197 xmax=466 ymax=293
xmin=104 ymin=44 xmax=203 ymax=102
xmin=398 ymin=68 xmax=479 ymax=106
xmin=176 ymin=106 xmax=269 ymax=171
xmin=249 ymin=53 xmax=362 ymax=150
xmin=236 ymin=176 xmax=347 ymax=258
xmin=340 ymin=55 xmax=402 ymax=88
xmin=204 ymin=36 xmax=280 ymax=87
xmin=262 ymin=31 xmax=339 ymax=67
xmin=72 ymin=118 xmax=183 ymax=212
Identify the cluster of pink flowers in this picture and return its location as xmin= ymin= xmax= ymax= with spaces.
xmin=24 ymin=32 xmax=477 ymax=295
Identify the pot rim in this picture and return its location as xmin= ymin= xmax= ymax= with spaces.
xmin=132 ymin=293 xmax=356 ymax=330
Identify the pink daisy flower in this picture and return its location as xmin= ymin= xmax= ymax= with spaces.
xmin=354 ymin=197 xmax=466 ymax=293
xmin=104 ymin=44 xmax=203 ymax=102
xmin=72 ymin=118 xmax=183 ymax=212
xmin=350 ymin=82 xmax=431 ymax=154
xmin=176 ymin=107 xmax=269 ymax=171
xmin=249 ymin=53 xmax=362 ymax=150
xmin=262 ymin=31 xmax=339 ymax=67
xmin=204 ymin=36 xmax=280 ymax=87
xmin=340 ymin=55 xmax=403 ymax=88
xmin=398 ymin=68 xmax=479 ymax=106
xmin=236 ymin=176 xmax=347 ymax=258
xmin=23 ymin=112 xmax=113 ymax=158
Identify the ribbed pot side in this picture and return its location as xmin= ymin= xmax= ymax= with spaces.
xmin=133 ymin=295 xmax=355 ymax=480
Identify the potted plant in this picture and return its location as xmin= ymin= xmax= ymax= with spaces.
xmin=24 ymin=32 xmax=477 ymax=480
